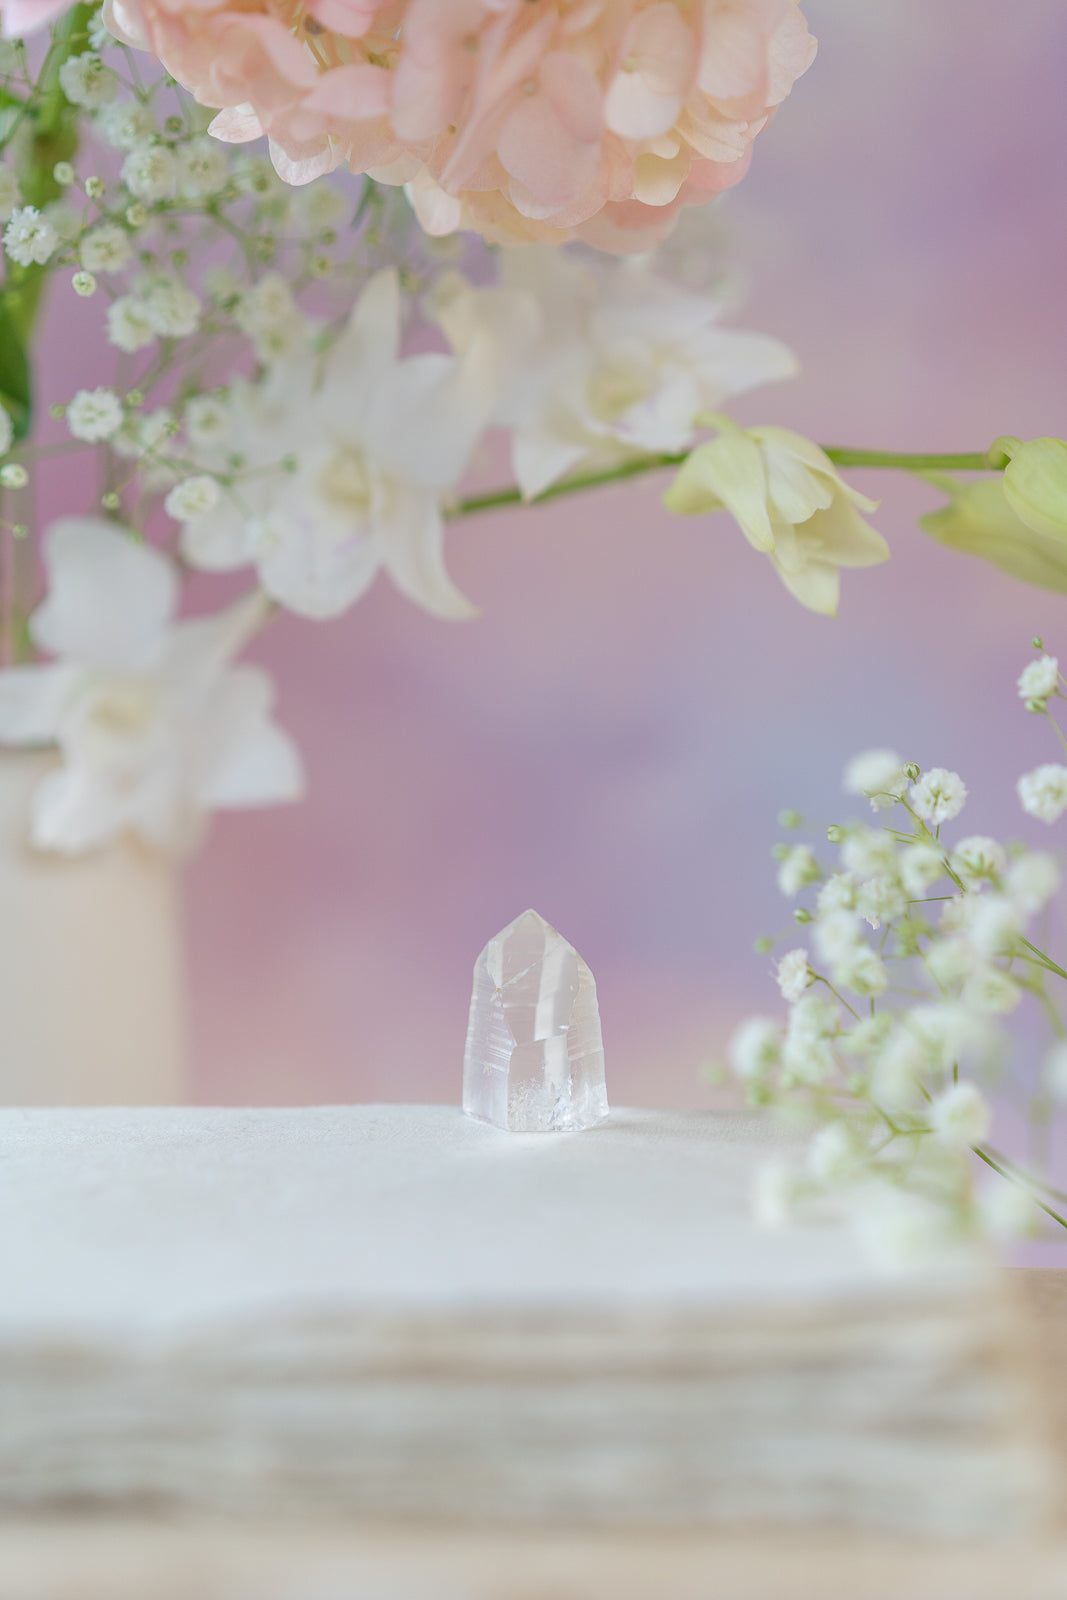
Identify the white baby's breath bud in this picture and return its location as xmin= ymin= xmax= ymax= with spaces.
xmin=910 ymin=767 xmax=967 ymax=826
xmin=248 ymin=317 xmax=309 ymax=365
xmin=107 ymin=296 xmax=156 ymax=353
xmin=938 ymin=896 xmax=972 ymax=935
xmin=807 ymin=1122 xmax=864 ymax=1185
xmin=85 ymin=176 xmax=106 ymax=200
xmin=776 ymin=843 xmax=820 ymax=897
xmin=1017 ymin=656 xmax=1059 ymax=702
xmin=962 ymin=966 xmax=1022 ymax=1016
xmin=164 ymin=474 xmax=219 ymax=521
xmin=97 ymin=99 xmax=158 ymax=151
xmin=841 ymin=1013 xmax=892 ymax=1058
xmin=203 ymin=265 xmax=240 ymax=303
xmin=121 ymin=142 xmax=178 ymax=203
xmin=43 ymin=199 xmax=81 ymax=243
xmin=816 ymin=872 xmax=858 ymax=915
xmin=175 ymin=137 xmax=229 ymax=199
xmin=908 ymin=1003 xmax=977 ymax=1074
xmin=234 ymin=272 xmax=295 ymax=335
xmin=832 ymin=945 xmax=889 ymax=998
xmin=235 ymin=155 xmax=284 ymax=199
xmin=293 ymin=180 xmax=348 ymax=233
xmin=951 ymin=835 xmax=1007 ymax=888
xmin=782 ymin=994 xmax=837 ymax=1083
xmin=0 ymin=403 xmax=12 ymax=458
xmin=87 ymin=8 xmax=111 ymax=49
xmin=58 ymin=52 xmax=117 ymax=109
xmin=842 ymin=748 xmax=908 ymax=810
xmin=925 ymin=932 xmax=979 ymax=986
xmin=851 ymin=1189 xmax=958 ymax=1271
xmin=1006 ymin=850 xmax=1060 ymax=913
xmin=840 ymin=827 xmax=898 ymax=879
xmin=111 ymin=406 xmax=174 ymax=462
xmin=4 ymin=206 xmax=58 ymax=267
xmin=142 ymin=278 xmax=201 ymax=339
xmin=782 ymin=1031 xmax=834 ymax=1086
xmin=752 ymin=1163 xmax=800 ymax=1228
xmin=871 ymin=1029 xmax=926 ymax=1111
xmin=184 ymin=394 xmax=230 ymax=450
xmin=727 ymin=1017 xmax=780 ymax=1083
xmin=1044 ymin=1041 xmax=1067 ymax=1101
xmin=81 ymin=223 xmax=132 ymax=273
xmin=787 ymin=991 xmax=838 ymax=1044
xmin=898 ymin=843 xmax=946 ymax=897
xmin=930 ymin=1081 xmax=992 ymax=1147
xmin=856 ymin=874 xmax=907 ymax=928
xmin=0 ymin=164 xmax=20 ymax=223
xmin=71 ymin=271 xmax=96 ymax=297
xmin=813 ymin=909 xmax=863 ymax=965
xmin=66 ymin=387 xmax=123 ymax=442
xmin=52 ymin=161 xmax=75 ymax=187
xmin=966 ymin=894 xmax=1023 ymax=958
xmin=0 ymin=462 xmax=27 ymax=487
xmin=1018 ymin=764 xmax=1067 ymax=824
xmin=777 ymin=948 xmax=813 ymax=1003
xmin=980 ymin=1181 xmax=1040 ymax=1240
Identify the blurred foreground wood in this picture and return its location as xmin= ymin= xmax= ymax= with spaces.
xmin=0 ymin=1268 xmax=1063 ymax=1600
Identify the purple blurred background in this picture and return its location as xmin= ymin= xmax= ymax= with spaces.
xmin=40 ymin=0 xmax=1067 ymax=1109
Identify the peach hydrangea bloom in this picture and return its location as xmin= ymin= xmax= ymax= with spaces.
xmin=103 ymin=0 xmax=816 ymax=250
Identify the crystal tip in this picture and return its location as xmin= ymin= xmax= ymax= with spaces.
xmin=462 ymin=909 xmax=608 ymax=1134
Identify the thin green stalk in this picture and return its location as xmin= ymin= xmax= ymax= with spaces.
xmin=821 ymin=448 xmax=991 ymax=472
xmin=450 ymin=446 xmax=1003 ymax=522
xmin=0 ymin=4 xmax=94 ymax=427
xmin=1019 ymin=937 xmax=1067 ymax=983
xmin=972 ymin=1145 xmax=1067 ymax=1230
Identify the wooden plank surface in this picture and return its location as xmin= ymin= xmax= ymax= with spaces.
xmin=0 ymin=1268 xmax=1063 ymax=1600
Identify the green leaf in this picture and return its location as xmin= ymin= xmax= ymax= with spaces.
xmin=0 ymin=294 xmax=31 ymax=441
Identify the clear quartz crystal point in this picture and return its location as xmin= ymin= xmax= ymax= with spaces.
xmin=462 ymin=909 xmax=608 ymax=1133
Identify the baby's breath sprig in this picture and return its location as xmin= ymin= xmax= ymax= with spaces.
xmin=729 ymin=646 xmax=1067 ymax=1262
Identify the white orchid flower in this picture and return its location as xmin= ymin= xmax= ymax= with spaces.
xmin=0 ymin=518 xmax=303 ymax=854
xmin=664 ymin=420 xmax=889 ymax=615
xmin=427 ymin=245 xmax=798 ymax=499
xmin=179 ymin=268 xmax=501 ymax=621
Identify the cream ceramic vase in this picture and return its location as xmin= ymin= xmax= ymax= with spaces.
xmin=0 ymin=750 xmax=186 ymax=1105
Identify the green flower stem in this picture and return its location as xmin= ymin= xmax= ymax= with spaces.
xmin=0 ymin=5 xmax=93 ymax=407
xmin=972 ymin=1144 xmax=1067 ymax=1231
xmin=821 ymin=448 xmax=992 ymax=472
xmin=982 ymin=1142 xmax=1067 ymax=1209
xmin=451 ymin=453 xmax=690 ymax=519
xmin=1019 ymin=937 xmax=1067 ymax=984
xmin=450 ymin=446 xmax=1001 ymax=521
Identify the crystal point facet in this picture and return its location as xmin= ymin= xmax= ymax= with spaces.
xmin=462 ymin=909 xmax=608 ymax=1133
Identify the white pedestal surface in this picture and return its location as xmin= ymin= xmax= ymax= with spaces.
xmin=0 ymin=1105 xmax=1052 ymax=1537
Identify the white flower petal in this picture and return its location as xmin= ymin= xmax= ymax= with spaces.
xmin=256 ymin=501 xmax=382 ymax=620
xmin=194 ymin=666 xmax=304 ymax=809
xmin=513 ymin=427 xmax=588 ymax=500
xmin=381 ymin=488 xmax=477 ymax=620
xmin=181 ymin=500 xmax=255 ymax=572
xmin=369 ymin=351 xmax=490 ymax=490
xmin=32 ymin=519 xmax=176 ymax=672
xmin=0 ymin=662 xmax=79 ymax=745
xmin=30 ymin=763 xmax=124 ymax=854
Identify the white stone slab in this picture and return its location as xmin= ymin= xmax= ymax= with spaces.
xmin=0 ymin=1104 xmax=980 ymax=1336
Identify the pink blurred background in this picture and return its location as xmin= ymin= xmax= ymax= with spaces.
xmin=39 ymin=0 xmax=1067 ymax=1108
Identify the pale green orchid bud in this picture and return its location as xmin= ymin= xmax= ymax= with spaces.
xmin=664 ymin=421 xmax=887 ymax=616
xmin=988 ymin=435 xmax=1067 ymax=539
xmin=921 ymin=477 xmax=1067 ymax=593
